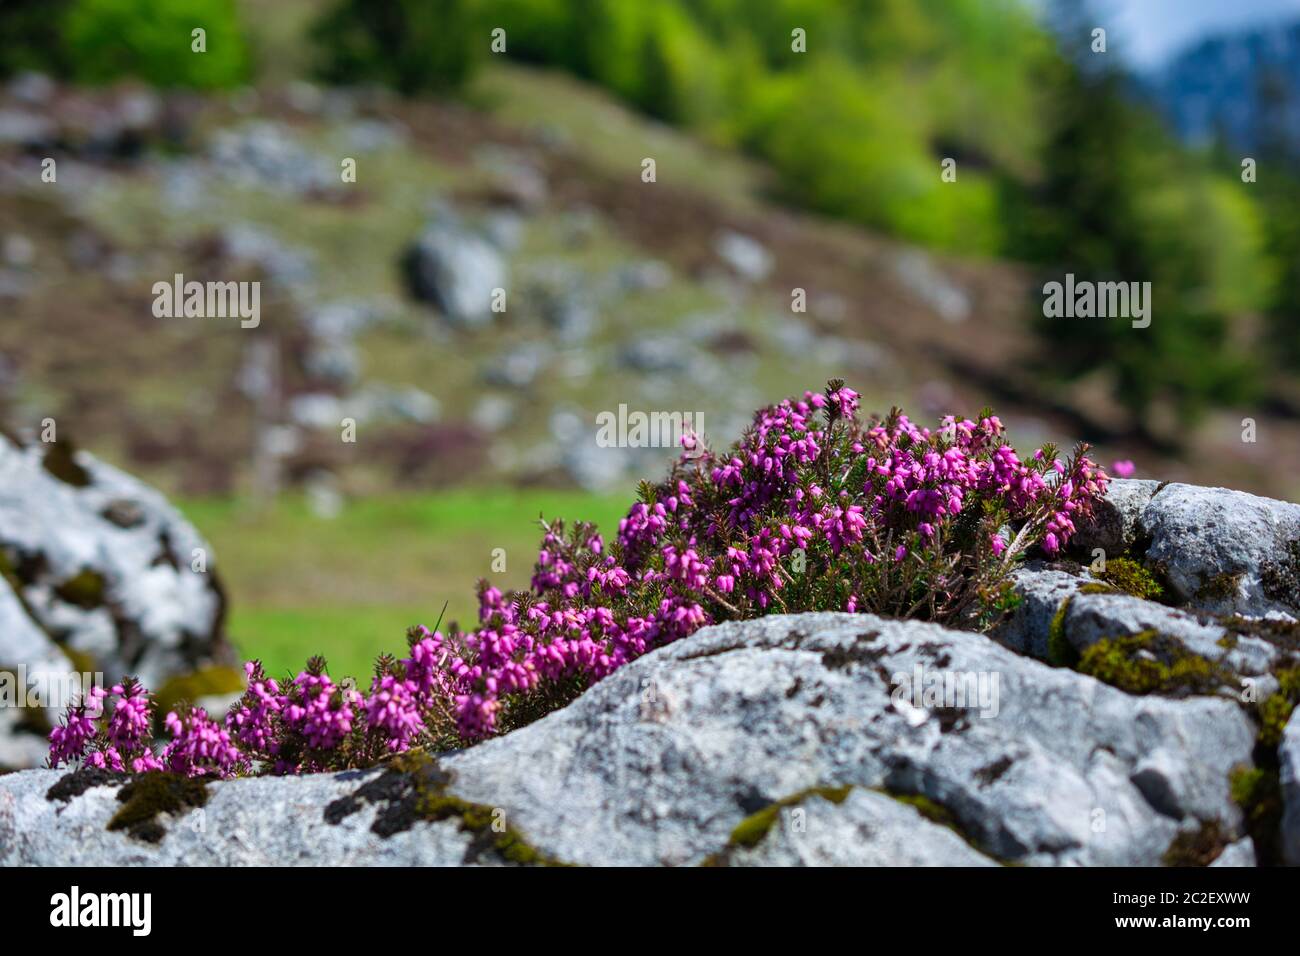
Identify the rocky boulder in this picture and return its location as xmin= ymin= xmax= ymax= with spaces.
xmin=0 ymin=612 xmax=1263 ymax=866
xmin=403 ymin=220 xmax=507 ymax=328
xmin=0 ymin=434 xmax=232 ymax=769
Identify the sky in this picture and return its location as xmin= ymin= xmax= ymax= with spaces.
xmin=1092 ymin=0 xmax=1300 ymax=68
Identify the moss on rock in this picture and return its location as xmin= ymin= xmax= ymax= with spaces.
xmin=1047 ymin=596 xmax=1079 ymax=668
xmin=1098 ymin=557 xmax=1164 ymax=602
xmin=701 ymin=785 xmax=853 ymax=866
xmin=53 ymin=569 xmax=107 ymax=610
xmin=1195 ymin=571 xmax=1244 ymax=604
xmin=324 ymin=750 xmax=571 ymax=866
xmin=1075 ymin=630 xmax=1233 ymax=697
xmin=1229 ymin=765 xmax=1282 ymax=866
xmin=42 ymin=441 xmax=91 ymax=487
xmin=107 ymin=772 xmax=209 ymax=843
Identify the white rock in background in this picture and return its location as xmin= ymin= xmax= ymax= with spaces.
xmin=404 ymin=222 xmax=507 ymax=328
xmin=714 ymin=230 xmax=773 ymax=282
xmin=0 ymin=434 xmax=230 ymax=767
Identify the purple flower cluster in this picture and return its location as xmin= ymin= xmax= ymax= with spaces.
xmin=49 ymin=382 xmax=1108 ymax=775
xmin=440 ymin=382 xmax=1106 ymax=738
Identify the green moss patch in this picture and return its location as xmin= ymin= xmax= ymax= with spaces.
xmin=324 ymin=750 xmax=571 ymax=866
xmin=1220 ymin=614 xmax=1300 ymax=655
xmin=701 ymin=785 xmax=853 ymax=866
xmin=1260 ymin=541 xmax=1300 ymax=607
xmin=1195 ymin=571 xmax=1244 ymax=604
xmin=1098 ymin=557 xmax=1164 ymax=602
xmin=1229 ymin=766 xmax=1282 ymax=866
xmin=53 ymin=569 xmax=107 ymax=610
xmin=1076 ymin=630 xmax=1233 ymax=697
xmin=42 ymin=441 xmax=91 ymax=487
xmin=1252 ymin=666 xmax=1300 ymax=749
xmin=107 ymin=772 xmax=209 ymax=843
xmin=1047 ymin=596 xmax=1078 ymax=668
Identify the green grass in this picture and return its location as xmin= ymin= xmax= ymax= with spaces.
xmin=180 ymin=487 xmax=631 ymax=680
xmin=473 ymin=63 xmax=772 ymax=213
xmin=224 ymin=605 xmax=437 ymax=681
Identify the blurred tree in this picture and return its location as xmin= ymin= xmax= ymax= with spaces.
xmin=1016 ymin=15 xmax=1261 ymax=433
xmin=312 ymin=0 xmax=481 ymax=95
xmin=0 ymin=0 xmax=76 ymax=79
xmin=62 ymin=0 xmax=250 ymax=89
xmin=1254 ymin=67 xmax=1300 ymax=370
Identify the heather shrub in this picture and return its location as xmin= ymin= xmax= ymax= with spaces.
xmin=49 ymin=382 xmax=1107 ymax=776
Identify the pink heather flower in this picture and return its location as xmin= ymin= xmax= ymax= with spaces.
xmin=1112 ymin=459 xmax=1136 ymax=478
xmin=106 ymin=681 xmax=153 ymax=752
xmin=284 ymin=672 xmax=357 ymax=751
xmin=366 ymin=675 xmax=425 ymax=752
xmin=47 ymin=688 xmax=104 ymax=768
xmin=991 ymin=534 xmax=1007 ymax=557
xmin=159 ymin=707 xmax=239 ymax=777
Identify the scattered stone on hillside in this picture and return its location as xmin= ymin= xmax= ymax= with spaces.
xmin=892 ymin=250 xmax=970 ymax=323
xmin=518 ymin=261 xmax=597 ymax=343
xmin=714 ymin=230 xmax=773 ymax=282
xmin=290 ymin=386 xmax=439 ymax=430
xmin=7 ymin=72 xmax=55 ymax=106
xmin=610 ymin=260 xmax=672 ymax=294
xmin=483 ymin=211 xmax=524 ymax=252
xmin=0 ymin=109 xmax=56 ymax=149
xmin=470 ymin=394 xmax=516 ymax=434
xmin=0 ymin=433 xmax=231 ymax=767
xmin=619 ymin=335 xmax=689 ymax=374
xmin=0 ymin=612 xmax=1258 ymax=865
xmin=219 ymin=224 xmax=316 ymax=287
xmin=483 ymin=342 xmax=552 ymax=390
xmin=2 ymin=234 xmax=35 ymax=268
xmin=341 ymin=118 xmax=407 ymax=153
xmin=210 ymin=121 xmax=339 ymax=197
xmin=404 ymin=221 xmax=507 ymax=328
xmin=476 ymin=148 xmax=548 ymax=210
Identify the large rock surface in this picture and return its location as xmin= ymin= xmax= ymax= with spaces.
xmin=0 ymin=613 xmax=1261 ymax=866
xmin=1074 ymin=479 xmax=1300 ymax=617
xmin=0 ymin=434 xmax=230 ymax=767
